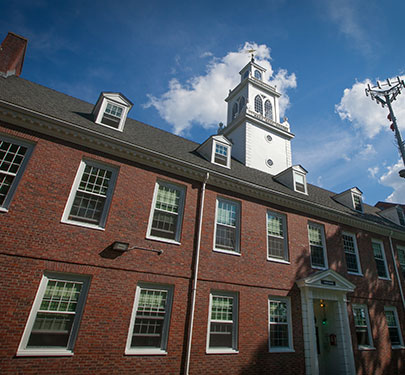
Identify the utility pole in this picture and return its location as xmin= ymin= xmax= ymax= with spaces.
xmin=365 ymin=77 xmax=405 ymax=178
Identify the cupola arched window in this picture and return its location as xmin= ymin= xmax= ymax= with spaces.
xmin=239 ymin=96 xmax=245 ymax=110
xmin=243 ymin=70 xmax=249 ymax=80
xmin=265 ymin=100 xmax=273 ymax=120
xmin=232 ymin=102 xmax=238 ymax=119
xmin=254 ymin=70 xmax=262 ymax=80
xmin=254 ymin=95 xmax=263 ymax=115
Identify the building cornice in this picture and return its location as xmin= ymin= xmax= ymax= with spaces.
xmin=1 ymin=99 xmax=404 ymax=241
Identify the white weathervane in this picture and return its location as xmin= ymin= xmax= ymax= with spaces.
xmin=365 ymin=77 xmax=405 ymax=178
xmin=247 ymin=49 xmax=256 ymax=62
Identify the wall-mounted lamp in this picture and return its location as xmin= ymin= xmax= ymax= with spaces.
xmin=112 ymin=241 xmax=163 ymax=255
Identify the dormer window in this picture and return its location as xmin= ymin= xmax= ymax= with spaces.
xmin=333 ymin=187 xmax=363 ymax=213
xmin=102 ymin=103 xmax=123 ymax=128
xmin=352 ymin=194 xmax=363 ymax=212
xmin=196 ymin=134 xmax=232 ymax=169
xmin=93 ymin=92 xmax=133 ymax=132
xmin=397 ymin=207 xmax=405 ymax=226
xmin=214 ymin=142 xmax=229 ymax=167
xmin=254 ymin=69 xmax=262 ymax=80
xmin=294 ymin=171 xmax=307 ymax=194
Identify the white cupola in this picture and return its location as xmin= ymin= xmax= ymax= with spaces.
xmin=220 ymin=56 xmax=294 ymax=175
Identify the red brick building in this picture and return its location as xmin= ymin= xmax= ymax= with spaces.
xmin=1 ymin=32 xmax=404 ymax=374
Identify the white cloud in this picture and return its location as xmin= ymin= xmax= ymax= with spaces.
xmin=368 ymin=166 xmax=379 ymax=179
xmin=336 ymin=77 xmax=405 ymax=138
xmin=145 ymin=42 xmax=296 ymax=135
xmin=379 ymin=160 xmax=405 ymax=202
xmin=322 ymin=0 xmax=372 ymax=55
xmin=358 ymin=144 xmax=376 ymax=158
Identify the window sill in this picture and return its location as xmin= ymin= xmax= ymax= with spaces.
xmin=311 ymin=265 xmax=328 ymax=270
xmin=269 ymin=348 xmax=295 ymax=353
xmin=392 ymin=345 xmax=405 ymax=350
xmin=212 ymin=161 xmax=230 ymax=169
xmin=267 ymin=258 xmax=290 ymax=264
xmin=213 ymin=249 xmax=241 ymax=256
xmin=95 ymin=120 xmax=124 ymax=132
xmin=0 ymin=207 xmax=9 ymax=213
xmin=348 ymin=271 xmax=363 ymax=277
xmin=206 ymin=348 xmax=239 ymax=354
xmin=16 ymin=349 xmax=74 ymax=357
xmin=60 ymin=219 xmax=105 ymax=231
xmin=358 ymin=346 xmax=376 ymax=351
xmin=378 ymin=277 xmax=391 ymax=281
xmin=146 ymin=235 xmax=181 ymax=246
xmin=125 ymin=348 xmax=168 ymax=355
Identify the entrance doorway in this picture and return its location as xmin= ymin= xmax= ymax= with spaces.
xmin=313 ymin=299 xmax=340 ymax=375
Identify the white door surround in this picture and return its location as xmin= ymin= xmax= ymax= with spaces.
xmin=297 ymin=269 xmax=356 ymax=375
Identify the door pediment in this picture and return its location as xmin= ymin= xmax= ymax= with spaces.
xmin=296 ymin=269 xmax=355 ymax=293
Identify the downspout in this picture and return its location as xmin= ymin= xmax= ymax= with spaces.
xmin=185 ymin=172 xmax=209 ymax=375
xmin=388 ymin=232 xmax=405 ymax=310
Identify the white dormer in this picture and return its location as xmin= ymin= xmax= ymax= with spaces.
xmin=274 ymin=165 xmax=308 ymax=194
xmin=196 ymin=134 xmax=232 ymax=168
xmin=93 ymin=92 xmax=133 ymax=131
xmin=333 ymin=188 xmax=363 ymax=213
xmin=378 ymin=205 xmax=405 ymax=226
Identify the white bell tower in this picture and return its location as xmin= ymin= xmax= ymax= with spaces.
xmin=220 ymin=56 xmax=294 ymax=175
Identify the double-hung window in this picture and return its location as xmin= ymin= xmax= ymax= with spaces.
xmin=126 ymin=283 xmax=173 ymax=355
xmin=352 ymin=304 xmax=373 ymax=349
xmin=294 ymin=172 xmax=307 ymax=194
xmin=101 ymin=102 xmax=124 ymax=129
xmin=147 ymin=181 xmax=185 ymax=243
xmin=267 ymin=211 xmax=288 ymax=262
xmin=384 ymin=306 xmax=404 ymax=348
xmin=372 ymin=239 xmax=389 ymax=279
xmin=397 ymin=246 xmax=405 ymax=279
xmin=62 ymin=160 xmax=118 ymax=229
xmin=214 ymin=198 xmax=240 ymax=254
xmin=352 ymin=194 xmax=363 ymax=212
xmin=17 ymin=273 xmax=90 ymax=356
xmin=269 ymin=297 xmax=293 ymax=352
xmin=342 ymin=232 xmax=362 ymax=275
xmin=207 ymin=291 xmax=238 ymax=353
xmin=308 ymin=223 xmax=328 ymax=269
xmin=213 ymin=142 xmax=229 ymax=167
xmin=0 ymin=135 xmax=33 ymax=211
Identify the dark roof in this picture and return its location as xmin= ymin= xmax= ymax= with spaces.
xmin=0 ymin=75 xmax=402 ymax=232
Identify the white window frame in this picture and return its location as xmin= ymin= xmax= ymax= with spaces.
xmin=211 ymin=141 xmax=231 ymax=168
xmin=352 ymin=304 xmax=374 ymax=350
xmin=254 ymin=95 xmax=263 ymax=115
xmin=268 ymin=296 xmax=294 ymax=352
xmin=125 ymin=283 xmax=173 ymax=355
xmin=206 ymin=291 xmax=238 ymax=354
xmin=213 ymin=197 xmax=241 ymax=255
xmin=95 ymin=99 xmax=129 ymax=132
xmin=308 ymin=222 xmax=328 ymax=270
xmin=397 ymin=246 xmax=405 ymax=279
xmin=146 ymin=180 xmax=186 ymax=244
xmin=384 ymin=306 xmax=404 ymax=349
xmin=17 ymin=272 xmax=90 ymax=357
xmin=342 ymin=232 xmax=362 ymax=275
xmin=267 ymin=211 xmax=289 ymax=263
xmin=371 ymin=239 xmax=390 ymax=280
xmin=397 ymin=207 xmax=405 ymax=226
xmin=0 ymin=135 xmax=34 ymax=212
xmin=293 ymin=171 xmax=307 ymax=194
xmin=61 ymin=159 xmax=118 ymax=230
xmin=352 ymin=193 xmax=363 ymax=212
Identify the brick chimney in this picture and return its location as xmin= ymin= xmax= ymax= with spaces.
xmin=0 ymin=32 xmax=28 ymax=78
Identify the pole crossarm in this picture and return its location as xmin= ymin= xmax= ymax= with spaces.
xmin=365 ymin=77 xmax=405 ymax=177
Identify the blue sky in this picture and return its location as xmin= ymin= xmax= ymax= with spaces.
xmin=2 ymin=0 xmax=405 ymax=205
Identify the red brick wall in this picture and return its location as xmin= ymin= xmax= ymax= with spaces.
xmin=1 ymin=122 xmax=404 ymax=374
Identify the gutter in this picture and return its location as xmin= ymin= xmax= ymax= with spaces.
xmin=1 ymin=99 xmax=405 ymax=240
xmin=184 ymin=172 xmax=209 ymax=375
xmin=388 ymin=233 xmax=405 ymax=310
